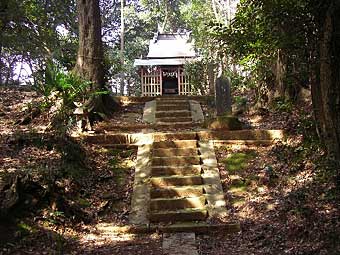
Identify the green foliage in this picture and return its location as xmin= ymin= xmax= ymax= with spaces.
xmin=200 ymin=0 xmax=317 ymax=103
xmin=224 ymin=151 xmax=257 ymax=173
xmin=140 ymin=0 xmax=187 ymax=32
xmin=46 ymin=210 xmax=65 ymax=225
xmin=184 ymin=60 xmax=206 ymax=93
xmin=42 ymin=61 xmax=91 ymax=105
xmin=234 ymin=96 xmax=248 ymax=106
xmin=0 ymin=0 xmax=76 ymax=85
xmin=16 ymin=222 xmax=36 ymax=236
xmin=271 ymin=97 xmax=293 ymax=113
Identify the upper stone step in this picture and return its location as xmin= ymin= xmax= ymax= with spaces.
xmin=156 ymin=105 xmax=190 ymax=111
xmin=152 ymin=156 xmax=201 ymax=166
xmin=156 ymin=101 xmax=189 ymax=106
xmin=152 ymin=148 xmax=198 ymax=157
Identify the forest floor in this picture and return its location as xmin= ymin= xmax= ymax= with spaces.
xmin=0 ymin=85 xmax=339 ymax=255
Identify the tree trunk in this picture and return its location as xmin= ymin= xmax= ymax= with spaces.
xmin=274 ymin=49 xmax=287 ymax=99
xmin=75 ymin=0 xmax=119 ymax=117
xmin=75 ymin=0 xmax=104 ymax=87
xmin=314 ymin=2 xmax=340 ymax=163
xmin=120 ymin=0 xmax=125 ymax=96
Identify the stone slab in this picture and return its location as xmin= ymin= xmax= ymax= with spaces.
xmin=199 ymin=140 xmax=228 ymax=218
xmin=189 ymin=100 xmax=204 ymax=123
xmin=163 ymin=232 xmax=199 ymax=255
xmin=129 ymin=143 xmax=152 ymax=225
xmin=143 ymin=100 xmax=156 ymax=124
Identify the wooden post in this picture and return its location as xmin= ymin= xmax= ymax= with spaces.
xmin=177 ymin=67 xmax=181 ymax=95
xmin=159 ymin=67 xmax=162 ymax=95
xmin=141 ymin=68 xmax=144 ymax=96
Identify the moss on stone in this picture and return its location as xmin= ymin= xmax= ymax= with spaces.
xmin=208 ymin=115 xmax=243 ymax=130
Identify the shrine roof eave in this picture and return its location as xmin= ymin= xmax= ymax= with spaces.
xmin=133 ymin=57 xmax=198 ymax=67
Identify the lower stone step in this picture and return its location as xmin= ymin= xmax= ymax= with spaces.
xmin=151 ymin=165 xmax=201 ymax=177
xmin=96 ymin=222 xmax=241 ymax=234
xmin=152 ymin=148 xmax=198 ymax=157
xmin=153 ymin=140 xmax=197 ymax=149
xmin=150 ymin=196 xmax=206 ymax=211
xmin=155 ymin=110 xmax=191 ymax=118
xmin=149 ymin=208 xmax=208 ymax=223
xmin=151 ymin=176 xmax=203 ymax=187
xmin=156 ymin=117 xmax=192 ymax=123
xmin=150 ymin=186 xmax=205 ymax=199
xmin=152 ymin=156 xmax=200 ymax=166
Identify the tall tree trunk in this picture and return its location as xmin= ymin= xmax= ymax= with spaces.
xmin=314 ymin=1 xmax=340 ymax=163
xmin=275 ymin=49 xmax=287 ymax=99
xmin=75 ymin=0 xmax=104 ymax=87
xmin=75 ymin=0 xmax=119 ymax=117
xmin=120 ymin=0 xmax=125 ymax=96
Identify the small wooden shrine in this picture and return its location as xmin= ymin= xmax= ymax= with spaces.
xmin=134 ymin=32 xmax=196 ymax=96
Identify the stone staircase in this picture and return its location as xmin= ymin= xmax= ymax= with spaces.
xmin=149 ymin=139 xmax=208 ymax=223
xmin=155 ymin=97 xmax=193 ymax=125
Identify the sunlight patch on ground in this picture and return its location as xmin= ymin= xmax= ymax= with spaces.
xmin=248 ymin=115 xmax=263 ymax=126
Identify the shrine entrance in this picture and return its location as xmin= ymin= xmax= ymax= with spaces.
xmin=162 ymin=67 xmax=178 ymax=95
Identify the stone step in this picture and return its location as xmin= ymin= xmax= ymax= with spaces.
xmin=152 ymin=156 xmax=200 ymax=166
xmin=150 ymin=196 xmax=206 ymax=211
xmin=153 ymin=140 xmax=197 ymax=149
xmin=156 ymin=105 xmax=190 ymax=111
xmin=96 ymin=222 xmax=241 ymax=234
xmin=152 ymin=148 xmax=198 ymax=157
xmin=156 ymin=102 xmax=190 ymax=108
xmin=156 ymin=98 xmax=189 ymax=103
xmin=151 ymin=176 xmax=203 ymax=187
xmin=156 ymin=96 xmax=189 ymax=100
xmin=151 ymin=165 xmax=201 ymax=176
xmin=156 ymin=117 xmax=192 ymax=123
xmin=149 ymin=208 xmax=208 ymax=223
xmin=154 ymin=123 xmax=201 ymax=130
xmin=153 ymin=133 xmax=197 ymax=142
xmin=155 ymin=110 xmax=191 ymax=118
xmin=150 ymin=186 xmax=204 ymax=199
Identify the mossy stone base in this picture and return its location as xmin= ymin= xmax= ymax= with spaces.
xmin=208 ymin=115 xmax=242 ymax=130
